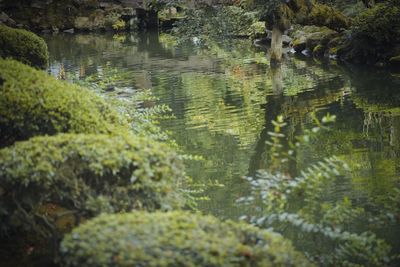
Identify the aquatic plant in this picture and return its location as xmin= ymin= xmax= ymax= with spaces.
xmin=238 ymin=114 xmax=399 ymax=266
xmin=0 ymin=59 xmax=128 ymax=147
xmin=0 ymin=133 xmax=186 ymax=240
xmin=0 ymin=24 xmax=49 ymax=69
xmin=60 ymin=211 xmax=312 ymax=267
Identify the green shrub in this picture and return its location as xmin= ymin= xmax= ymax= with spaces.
xmin=0 ymin=25 xmax=49 ymax=69
xmin=339 ymin=2 xmax=400 ymax=63
xmin=60 ymin=211 xmax=312 ymax=267
xmin=0 ymin=59 xmax=128 ymax=147
xmin=0 ymin=133 xmax=186 ymax=239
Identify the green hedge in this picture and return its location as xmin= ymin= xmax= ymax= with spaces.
xmin=60 ymin=211 xmax=312 ymax=267
xmin=0 ymin=133 xmax=186 ymax=239
xmin=0 ymin=59 xmax=128 ymax=147
xmin=0 ymin=25 xmax=49 ymax=69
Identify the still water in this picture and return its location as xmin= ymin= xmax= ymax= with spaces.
xmin=46 ymin=31 xmax=400 ymax=263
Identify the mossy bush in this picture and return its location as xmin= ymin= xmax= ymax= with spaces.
xmin=308 ymin=4 xmax=350 ymax=31
xmin=0 ymin=133 xmax=186 ymax=239
xmin=60 ymin=211 xmax=312 ymax=267
xmin=0 ymin=59 xmax=128 ymax=147
xmin=339 ymin=1 xmax=400 ymax=63
xmin=0 ymin=25 xmax=49 ymax=69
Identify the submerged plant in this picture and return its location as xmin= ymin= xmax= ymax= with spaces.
xmin=237 ymin=114 xmax=400 ymax=266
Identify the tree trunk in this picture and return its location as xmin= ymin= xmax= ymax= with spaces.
xmin=271 ymin=64 xmax=283 ymax=95
xmin=270 ymin=24 xmax=283 ymax=66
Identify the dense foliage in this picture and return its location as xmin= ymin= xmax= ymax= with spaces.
xmin=173 ymin=5 xmax=258 ymax=42
xmin=0 ymin=59 xmax=128 ymax=147
xmin=0 ymin=25 xmax=49 ymax=69
xmin=60 ymin=211 xmax=312 ymax=267
xmin=338 ymin=1 xmax=400 ymax=63
xmin=0 ymin=133 xmax=186 ymax=239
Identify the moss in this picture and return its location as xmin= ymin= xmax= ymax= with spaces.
xmin=312 ymin=44 xmax=325 ymax=57
xmin=0 ymin=133 xmax=186 ymax=239
xmin=329 ymin=47 xmax=338 ymax=55
xmin=249 ymin=21 xmax=266 ymax=39
xmin=305 ymin=28 xmax=338 ymax=50
xmin=291 ymin=26 xmax=337 ymax=52
xmin=0 ymin=59 xmax=128 ymax=147
xmin=308 ymin=4 xmax=350 ymax=31
xmin=0 ymin=25 xmax=49 ymax=68
xmin=60 ymin=211 xmax=312 ymax=267
xmin=340 ymin=2 xmax=400 ymax=63
xmin=112 ymin=19 xmax=126 ymax=31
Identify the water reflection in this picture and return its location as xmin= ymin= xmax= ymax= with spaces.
xmin=46 ymin=31 xmax=400 ymax=260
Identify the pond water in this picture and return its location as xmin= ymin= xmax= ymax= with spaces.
xmin=45 ymin=31 xmax=400 ymax=264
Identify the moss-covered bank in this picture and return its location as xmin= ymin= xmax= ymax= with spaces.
xmin=0 ymin=59 xmax=128 ymax=147
xmin=337 ymin=1 xmax=400 ymax=65
xmin=61 ymin=211 xmax=312 ymax=267
xmin=0 ymin=25 xmax=49 ymax=68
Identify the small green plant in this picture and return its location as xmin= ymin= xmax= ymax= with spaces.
xmin=112 ymin=19 xmax=126 ymax=31
xmin=60 ymin=211 xmax=312 ymax=267
xmin=238 ymin=114 xmax=399 ymax=266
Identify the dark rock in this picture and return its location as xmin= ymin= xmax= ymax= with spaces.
xmin=282 ymin=35 xmax=292 ymax=46
xmin=389 ymin=56 xmax=400 ymax=66
xmin=301 ymin=48 xmax=312 ymax=57
xmin=290 ymin=26 xmax=338 ymax=54
xmin=63 ymin=28 xmax=75 ymax=33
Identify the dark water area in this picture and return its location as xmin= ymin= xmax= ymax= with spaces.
xmin=44 ymin=31 xmax=400 ymax=264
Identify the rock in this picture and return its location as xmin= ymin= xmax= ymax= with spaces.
xmin=282 ymin=34 xmax=292 ymax=45
xmin=253 ymin=38 xmax=269 ymax=47
xmin=63 ymin=28 xmax=74 ymax=33
xmin=74 ymin=17 xmax=90 ymax=30
xmin=74 ymin=13 xmax=107 ymax=31
xmin=292 ymin=35 xmax=307 ymax=52
xmin=0 ymin=12 xmax=16 ymax=27
xmin=73 ymin=0 xmax=98 ymax=8
xmin=0 ymin=12 xmax=9 ymax=22
xmin=389 ymin=55 xmax=400 ymax=66
xmin=301 ymin=48 xmax=312 ymax=57
xmin=254 ymin=30 xmax=292 ymax=46
xmin=290 ymin=26 xmax=338 ymax=55
xmin=120 ymin=7 xmax=135 ymax=16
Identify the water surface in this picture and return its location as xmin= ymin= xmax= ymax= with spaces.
xmin=45 ymin=31 xmax=400 ymax=262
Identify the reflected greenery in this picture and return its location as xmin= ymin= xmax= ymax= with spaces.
xmin=45 ymin=31 xmax=400 ymax=265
